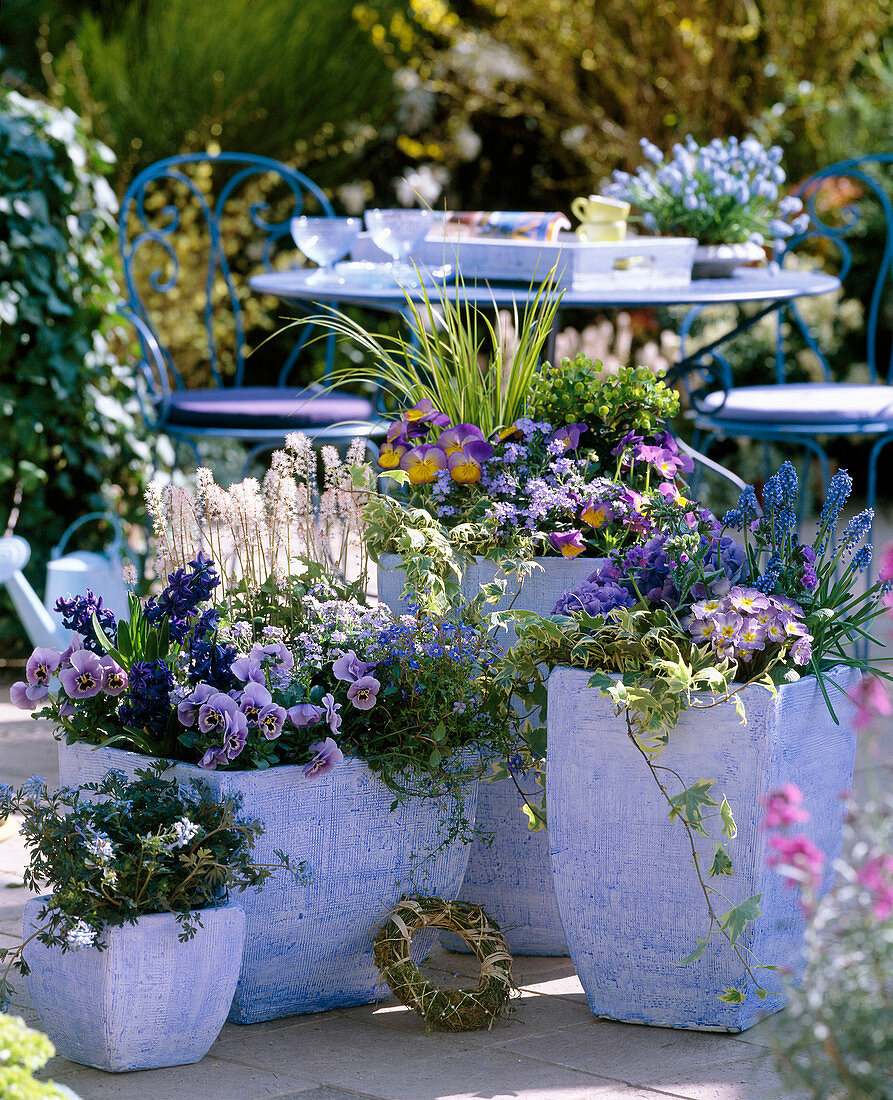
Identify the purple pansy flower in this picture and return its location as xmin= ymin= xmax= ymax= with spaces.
xmin=548 ymin=530 xmax=586 ymax=558
xmin=198 ymin=745 xmax=229 ymax=770
xmin=437 ymin=423 xmax=486 ymax=454
xmin=303 ymin=737 xmax=344 ymax=779
xmin=10 ymin=680 xmax=43 ymax=710
xmin=26 ymin=648 xmax=62 ymax=687
xmin=287 ymin=702 xmax=325 ymax=729
xmin=230 ymin=656 xmax=265 ymax=685
xmin=346 ymin=675 xmax=381 ymax=710
xmin=177 ymin=683 xmax=217 ymax=727
xmin=100 ymin=656 xmax=128 ymax=697
xmin=238 ymin=680 xmax=274 ymax=726
xmin=198 ymin=692 xmax=247 ymax=737
xmin=550 ymin=422 xmax=587 ymax=452
xmin=322 ymin=692 xmax=342 ymax=734
xmin=59 ymin=650 xmax=105 ymax=700
xmin=257 ymin=703 xmax=287 ymax=741
xmin=332 ymin=650 xmax=377 ymax=684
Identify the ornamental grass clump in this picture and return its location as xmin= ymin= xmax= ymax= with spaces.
xmin=507 ymin=460 xmax=892 ymax=1002
xmin=0 ymin=769 xmax=305 ymax=1006
xmin=605 ymin=135 xmax=809 ymax=246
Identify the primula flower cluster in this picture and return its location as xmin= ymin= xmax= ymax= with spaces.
xmin=688 ymin=588 xmax=812 ymax=666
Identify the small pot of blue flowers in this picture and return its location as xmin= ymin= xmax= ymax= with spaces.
xmin=604 ymin=134 xmax=810 ymax=276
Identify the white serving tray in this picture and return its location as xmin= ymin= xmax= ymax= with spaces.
xmin=351 ymin=230 xmax=697 ymax=290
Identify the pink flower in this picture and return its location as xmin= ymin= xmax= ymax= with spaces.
xmin=878 ymin=542 xmax=893 ymax=582
xmin=761 ymin=783 xmax=810 ymax=829
xmin=849 ymin=677 xmax=892 ymax=732
xmin=856 ymin=852 xmax=893 ymax=920
xmin=767 ymin=832 xmax=826 ymax=890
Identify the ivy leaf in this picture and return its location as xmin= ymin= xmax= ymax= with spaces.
xmin=718 ymin=987 xmax=747 ymax=1004
xmin=668 ymin=778 xmax=718 ymax=835
xmin=709 ymin=844 xmax=735 ymax=877
xmin=720 ymin=796 xmax=737 ymax=840
xmin=678 ymin=935 xmax=711 ymax=966
xmin=720 ymin=894 xmax=762 ymax=946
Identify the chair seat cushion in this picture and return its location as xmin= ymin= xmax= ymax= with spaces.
xmin=701 ymin=383 xmax=893 ymax=425
xmin=167 ymin=386 xmax=376 ymax=430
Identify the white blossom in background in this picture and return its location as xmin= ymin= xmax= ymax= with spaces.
xmin=452 ymin=125 xmax=482 ymax=162
xmin=396 ymin=164 xmax=449 ymax=207
xmin=337 ymin=181 xmax=371 ymax=216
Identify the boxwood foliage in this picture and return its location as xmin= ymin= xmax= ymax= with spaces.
xmin=0 ymin=89 xmax=147 ymax=654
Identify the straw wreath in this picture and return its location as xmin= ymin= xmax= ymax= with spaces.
xmin=373 ymin=896 xmax=514 ymax=1032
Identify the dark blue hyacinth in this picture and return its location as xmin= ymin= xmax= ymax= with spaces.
xmin=118 ymin=659 xmax=174 ymax=738
xmin=144 ymin=552 xmax=220 ymax=642
xmin=54 ymin=590 xmax=117 ymax=655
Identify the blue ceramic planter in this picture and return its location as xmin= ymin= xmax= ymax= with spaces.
xmin=546 ymin=665 xmax=859 ymax=1031
xmin=378 ymin=553 xmax=603 ymax=955
xmin=59 ymin=741 xmax=476 ymax=1023
xmin=23 ymin=899 xmax=244 ymax=1071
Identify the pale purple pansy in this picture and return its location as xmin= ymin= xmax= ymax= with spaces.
xmin=550 ymin=422 xmax=587 ymax=452
xmin=99 ymin=656 xmax=128 ymax=697
xmin=332 ymin=650 xmax=377 ymax=684
xmin=286 ymin=702 xmax=325 ymax=729
xmin=59 ymin=650 xmax=105 ymax=700
xmin=238 ymin=680 xmax=274 ymax=725
xmin=322 ymin=692 xmax=342 ymax=734
xmin=257 ymin=703 xmax=287 ymax=741
xmin=346 ymin=675 xmax=381 ymax=710
xmin=26 ymin=648 xmax=62 ymax=686
xmin=177 ymin=683 xmax=217 ymax=727
xmin=302 ymin=737 xmax=344 ymax=779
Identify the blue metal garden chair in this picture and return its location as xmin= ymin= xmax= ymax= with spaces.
xmin=118 ymin=152 xmax=383 ymax=468
xmin=677 ymin=154 xmax=893 ymax=515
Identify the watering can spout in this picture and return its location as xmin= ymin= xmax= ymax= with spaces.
xmin=0 ymin=514 xmax=132 ymax=651
xmin=0 ymin=536 xmax=65 ymax=649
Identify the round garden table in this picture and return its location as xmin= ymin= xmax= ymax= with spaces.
xmin=249 ymin=266 xmax=840 ymax=375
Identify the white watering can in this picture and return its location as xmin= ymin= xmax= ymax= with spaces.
xmin=0 ymin=513 xmax=131 ymax=650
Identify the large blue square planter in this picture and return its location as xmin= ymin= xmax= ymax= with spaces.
xmin=546 ymin=665 xmax=859 ymax=1031
xmin=58 ymin=742 xmax=477 ymax=1023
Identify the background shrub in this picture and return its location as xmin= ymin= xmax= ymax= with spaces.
xmin=0 ymin=89 xmax=147 ymax=656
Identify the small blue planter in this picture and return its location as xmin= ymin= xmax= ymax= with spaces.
xmin=378 ymin=554 xmax=604 ymax=955
xmin=59 ymin=742 xmax=476 ymax=1023
xmin=23 ymin=899 xmax=245 ymax=1071
xmin=547 ymin=665 xmax=859 ymax=1031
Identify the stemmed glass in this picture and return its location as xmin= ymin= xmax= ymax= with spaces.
xmin=290 ymin=216 xmax=361 ymax=285
xmin=364 ymin=208 xmax=437 ymax=284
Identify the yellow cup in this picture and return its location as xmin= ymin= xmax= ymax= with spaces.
xmin=571 ymin=195 xmax=631 ymax=223
xmin=576 ymin=220 xmax=627 ymax=242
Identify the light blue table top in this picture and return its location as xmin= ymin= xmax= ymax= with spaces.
xmin=249 ymin=266 xmax=840 ymax=311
